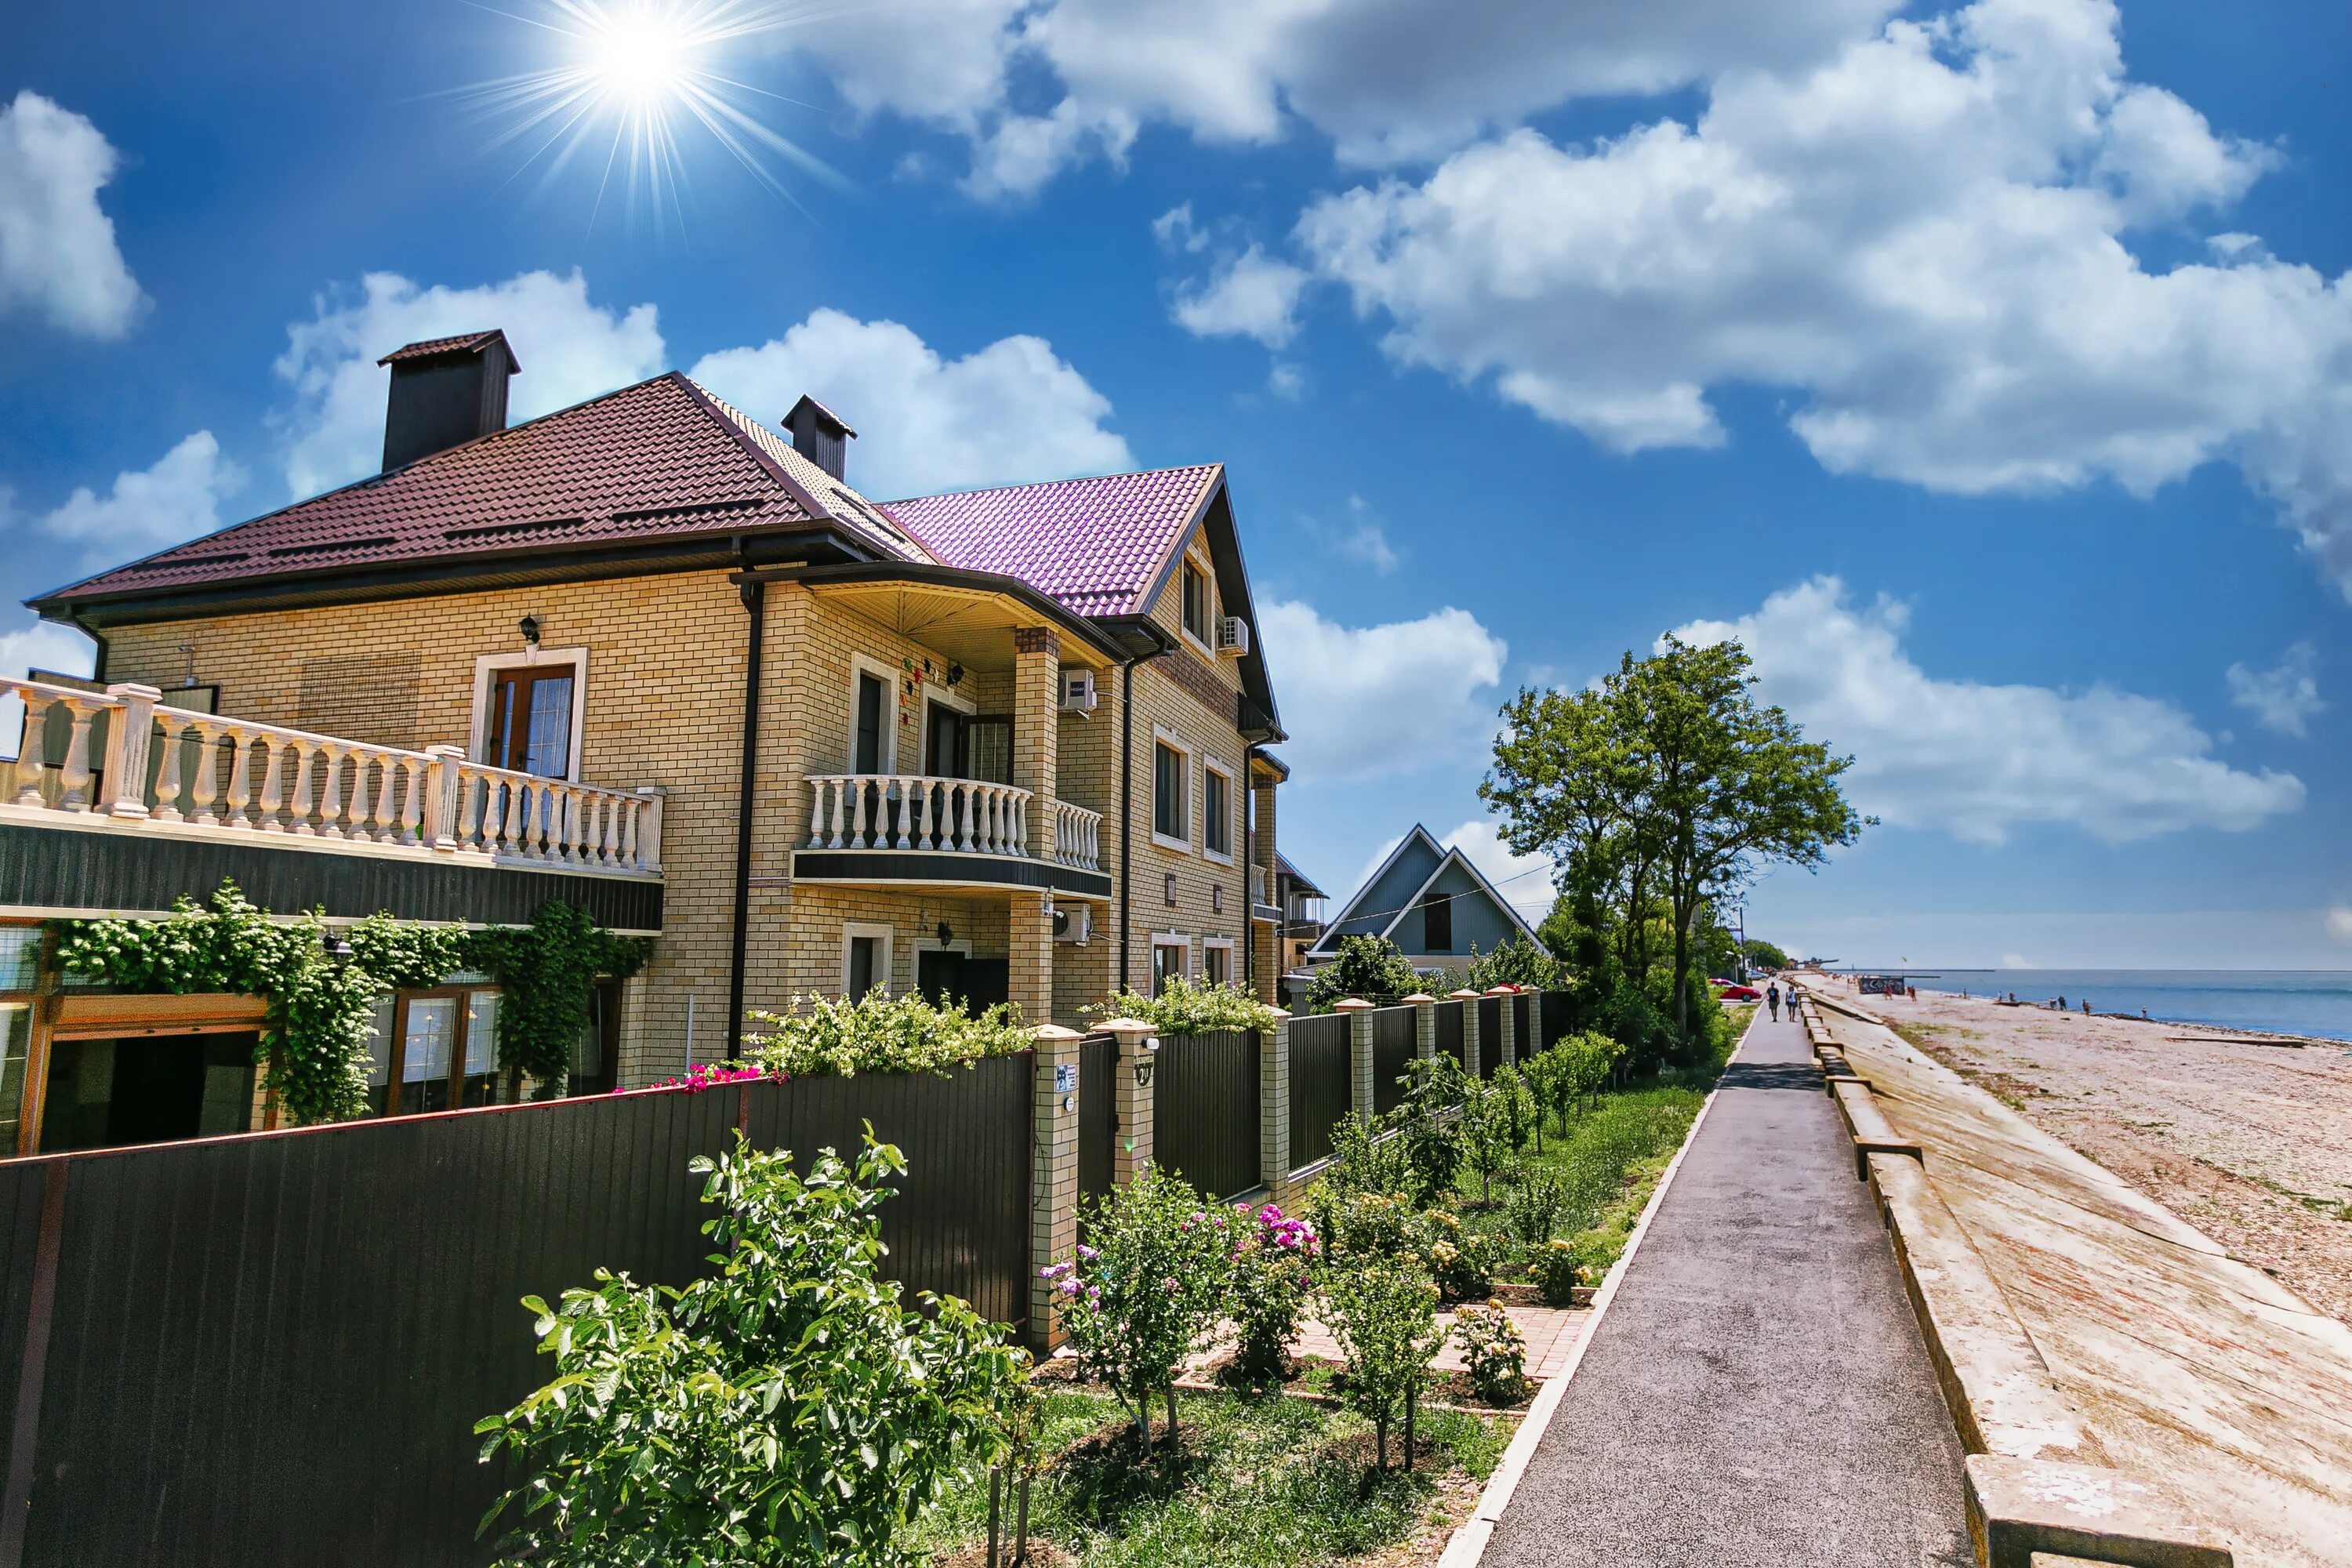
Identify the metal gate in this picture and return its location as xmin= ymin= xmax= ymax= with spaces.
xmin=1076 ymin=1032 xmax=1116 ymax=1208
xmin=1152 ymin=1030 xmax=1260 ymax=1200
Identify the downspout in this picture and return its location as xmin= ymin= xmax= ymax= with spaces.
xmin=1119 ymin=657 xmax=1135 ymax=993
xmin=726 ymin=575 xmax=766 ymax=1060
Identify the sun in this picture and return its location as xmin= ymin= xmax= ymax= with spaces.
xmin=455 ymin=0 xmax=845 ymax=229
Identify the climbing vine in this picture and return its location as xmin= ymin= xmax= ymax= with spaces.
xmin=465 ymin=900 xmax=652 ymax=1097
xmin=50 ymin=881 xmax=644 ymax=1123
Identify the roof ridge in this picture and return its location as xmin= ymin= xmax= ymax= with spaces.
xmin=679 ymin=377 xmax=936 ymax=564
xmin=880 ymin=460 xmax=1221 ymax=509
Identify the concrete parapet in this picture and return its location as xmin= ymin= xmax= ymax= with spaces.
xmin=1965 ymin=1455 xmax=2231 ymax=1568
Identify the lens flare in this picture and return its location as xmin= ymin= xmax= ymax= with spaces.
xmin=455 ymin=0 xmax=846 ymax=230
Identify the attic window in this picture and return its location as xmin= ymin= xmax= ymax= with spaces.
xmin=1420 ymin=892 xmax=1453 ymax=953
xmin=1181 ymin=561 xmax=1210 ymax=644
xmin=267 ymin=537 xmax=396 ymax=559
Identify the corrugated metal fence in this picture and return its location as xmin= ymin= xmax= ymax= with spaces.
xmin=1287 ymin=1012 xmax=1352 ymax=1172
xmin=1152 ymin=1030 xmax=1260 ymax=1201
xmin=1370 ymin=1005 xmax=1416 ymax=1116
xmin=1077 ymin=1032 xmax=1116 ymax=1207
xmin=0 ymin=1058 xmax=1033 ymax=1568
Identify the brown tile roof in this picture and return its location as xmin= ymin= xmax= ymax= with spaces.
xmin=377 ymin=330 xmax=517 ymax=368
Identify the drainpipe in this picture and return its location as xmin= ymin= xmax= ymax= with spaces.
xmin=726 ymin=576 xmax=766 ymax=1060
xmin=1118 ymin=657 xmax=1135 ymax=993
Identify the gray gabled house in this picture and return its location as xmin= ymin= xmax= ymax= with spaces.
xmin=1305 ymin=823 xmax=1540 ymax=969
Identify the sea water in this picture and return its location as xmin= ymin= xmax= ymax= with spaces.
xmin=1901 ymin=970 xmax=2352 ymax=1042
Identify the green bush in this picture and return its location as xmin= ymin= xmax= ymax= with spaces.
xmin=1450 ymin=1304 xmax=1529 ymax=1405
xmin=475 ymin=1134 xmax=1021 ymax=1567
xmin=1308 ymin=1188 xmax=1425 ymax=1269
xmin=1421 ymin=1211 xmax=1503 ymax=1301
xmin=1465 ymin=937 xmax=1562 ymax=993
xmin=1502 ymin=1170 xmax=1567 ymax=1247
xmin=1528 ymin=1238 xmax=1584 ymax=1306
xmin=1491 ymin=1063 xmax=1538 ymax=1153
xmin=1303 ymin=934 xmax=1422 ymax=1012
xmin=1048 ymin=1166 xmax=1231 ymax=1449
xmin=746 ymin=989 xmax=1033 ymax=1078
xmin=1087 ymin=974 xmax=1283 ymax=1035
xmin=1321 ymin=1257 xmax=1446 ymax=1473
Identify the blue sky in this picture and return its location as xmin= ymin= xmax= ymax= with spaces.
xmin=3 ymin=0 xmax=2348 ymax=967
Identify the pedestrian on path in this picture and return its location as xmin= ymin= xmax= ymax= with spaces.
xmin=1766 ymin=982 xmax=1781 ymax=1021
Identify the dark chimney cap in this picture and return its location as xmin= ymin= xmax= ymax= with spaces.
xmin=782 ymin=394 xmax=856 ymax=482
xmin=378 ymin=330 xmax=523 ymax=372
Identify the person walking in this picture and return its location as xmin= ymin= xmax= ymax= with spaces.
xmin=1766 ymin=982 xmax=1782 ymax=1022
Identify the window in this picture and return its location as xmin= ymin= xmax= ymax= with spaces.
xmin=1181 ymin=560 xmax=1210 ymax=645
xmin=1420 ymin=892 xmax=1453 ymax=953
xmin=1203 ymin=941 xmax=1232 ymax=989
xmin=854 ymin=670 xmax=888 ymax=775
xmin=363 ymin=983 xmax=505 ymax=1116
xmin=1152 ymin=937 xmax=1189 ymax=996
xmin=1203 ymin=763 xmax=1233 ymax=862
xmin=1 ymin=925 xmax=37 ymax=1155
xmin=1152 ymin=738 xmax=1189 ymax=848
xmin=486 ymin=663 xmax=576 ymax=778
xmin=841 ymin=923 xmax=894 ymax=998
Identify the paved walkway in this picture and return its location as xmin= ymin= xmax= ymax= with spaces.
xmin=1479 ymin=1011 xmax=1973 ymax=1567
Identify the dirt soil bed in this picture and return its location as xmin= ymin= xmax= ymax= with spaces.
xmin=1857 ymin=985 xmax=2352 ymax=1324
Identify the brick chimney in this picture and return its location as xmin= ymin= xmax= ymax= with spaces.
xmin=782 ymin=394 xmax=855 ymax=482
xmin=377 ymin=330 xmax=520 ymax=471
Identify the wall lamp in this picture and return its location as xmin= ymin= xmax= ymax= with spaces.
xmin=519 ymin=615 xmax=542 ymax=646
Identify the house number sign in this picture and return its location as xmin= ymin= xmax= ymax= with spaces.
xmin=1054 ymin=1063 xmax=1077 ymax=1094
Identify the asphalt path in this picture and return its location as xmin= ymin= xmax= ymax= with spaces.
xmin=1479 ymin=1007 xmax=1972 ymax=1567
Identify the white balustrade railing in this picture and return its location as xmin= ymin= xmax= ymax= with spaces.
xmin=5 ymin=677 xmax=662 ymax=877
xmin=805 ymin=774 xmax=1032 ymax=856
xmin=1053 ymin=800 xmax=1102 ymax=871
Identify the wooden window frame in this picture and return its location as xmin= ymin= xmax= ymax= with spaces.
xmin=846 ymin=654 xmax=900 ymax=775
xmin=470 ymin=648 xmax=589 ymax=781
xmin=1178 ymin=557 xmax=1213 ymax=654
xmin=1150 ymin=933 xmax=1190 ymax=996
xmin=1201 ymin=937 xmax=1235 ymax=989
xmin=375 ymin=984 xmax=503 ymax=1116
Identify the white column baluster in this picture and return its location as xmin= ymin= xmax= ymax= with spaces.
xmin=56 ymin=699 xmax=100 ymax=811
xmin=222 ymin=732 xmax=257 ymax=828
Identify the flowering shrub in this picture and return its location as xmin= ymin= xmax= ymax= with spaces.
xmin=644 ymin=1062 xmax=775 ymax=1094
xmin=746 ymin=989 xmax=1033 ymax=1078
xmin=1225 ymin=1201 xmax=1319 ymax=1385
xmin=1451 ymin=1302 xmax=1529 ymax=1405
xmin=1087 ymin=975 xmax=1283 ymax=1035
xmin=476 ymin=1134 xmax=1021 ymax=1567
xmin=1047 ymin=1166 xmax=1231 ymax=1448
xmin=1321 ymin=1257 xmax=1446 ymax=1472
xmin=1421 ymin=1211 xmax=1502 ymax=1301
xmin=1308 ymin=1189 xmax=1424 ymax=1269
xmin=1529 ymin=1237 xmax=1598 ymax=1306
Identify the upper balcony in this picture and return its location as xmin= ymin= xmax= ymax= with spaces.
xmin=2 ymin=678 xmax=663 ymax=934
xmin=794 ymin=773 xmax=1109 ymax=902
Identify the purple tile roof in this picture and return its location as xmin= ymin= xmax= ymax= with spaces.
xmin=38 ymin=369 xmax=1214 ymax=623
xmin=884 ymin=466 xmax=1222 ymax=619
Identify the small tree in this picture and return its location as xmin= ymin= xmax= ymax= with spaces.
xmin=1397 ymin=1054 xmax=1468 ymax=1203
xmin=1556 ymin=1030 xmax=1624 ymax=1120
xmin=1047 ymin=1167 xmax=1230 ymax=1451
xmin=1323 ymin=1258 xmax=1446 ymax=1472
xmin=1523 ymin=1047 xmax=1571 ymax=1148
xmin=1491 ymin=1062 xmax=1538 ymax=1153
xmin=1465 ymin=935 xmax=1561 ymax=993
xmin=1225 ymin=1202 xmax=1320 ymax=1385
xmin=1305 ymin=934 xmax=1421 ymax=1012
xmin=475 ymin=1134 xmax=1021 ymax=1566
xmin=1457 ymin=1076 xmax=1512 ymax=1206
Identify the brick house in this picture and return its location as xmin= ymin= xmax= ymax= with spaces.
xmin=1 ymin=329 xmax=1287 ymax=1155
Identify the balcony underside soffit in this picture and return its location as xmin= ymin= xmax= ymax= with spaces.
xmin=805 ymin=580 xmax=1113 ymax=673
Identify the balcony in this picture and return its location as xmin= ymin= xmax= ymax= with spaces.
xmin=2 ymin=677 xmax=663 ymax=933
xmin=795 ymin=774 xmax=1109 ymax=900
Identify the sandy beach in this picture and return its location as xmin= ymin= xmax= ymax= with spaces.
xmin=1802 ymin=975 xmax=2352 ymax=1325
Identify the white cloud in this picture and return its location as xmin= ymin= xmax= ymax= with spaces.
xmin=1296 ymin=0 xmax=2352 ymax=595
xmin=33 ymin=431 xmax=245 ymax=566
xmin=690 ymin=308 xmax=1131 ymax=499
xmin=1171 ymin=245 xmax=1311 ymax=348
xmin=1675 ymin=576 xmax=2304 ymax=845
xmin=1258 ymin=599 xmax=1505 ymax=782
xmin=274 ymin=270 xmax=666 ymax=499
xmin=2328 ymin=907 xmax=2352 ymax=945
xmin=0 ymin=92 xmax=143 ymax=338
xmin=1267 ymin=362 xmax=1306 ymax=401
xmin=1302 ymin=495 xmax=1400 ymax=573
xmin=0 ymin=616 xmax=97 ymax=760
xmin=782 ymin=0 xmax=1897 ymax=192
xmin=2225 ymin=643 xmax=2323 ymax=738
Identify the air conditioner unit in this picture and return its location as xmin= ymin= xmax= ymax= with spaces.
xmin=1217 ymin=615 xmax=1250 ymax=656
xmin=1051 ymin=903 xmax=1092 ymax=944
xmin=1059 ymin=670 xmax=1098 ymax=713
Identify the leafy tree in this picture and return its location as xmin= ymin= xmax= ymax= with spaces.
xmin=476 ymin=1134 xmax=1022 ymax=1567
xmin=1465 ymin=936 xmax=1561 ymax=993
xmin=1304 ymin=933 xmax=1422 ymax=1011
xmin=1490 ymin=1062 xmax=1538 ymax=1154
xmin=1457 ymin=1076 xmax=1512 ymax=1206
xmin=1552 ymin=1030 xmax=1624 ymax=1123
xmin=1320 ymin=1258 xmax=1446 ymax=1473
xmin=1741 ymin=937 xmax=1791 ymax=972
xmin=1484 ymin=637 xmax=1867 ymax=1042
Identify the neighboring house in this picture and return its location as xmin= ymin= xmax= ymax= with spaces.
xmin=2 ymin=328 xmax=1286 ymax=1156
xmin=1305 ymin=824 xmax=1537 ymax=970
xmin=1273 ymin=852 xmax=1328 ymax=975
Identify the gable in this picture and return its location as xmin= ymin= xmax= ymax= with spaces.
xmin=1310 ymin=828 xmax=1446 ymax=954
xmin=1387 ymin=858 xmax=1526 ymax=956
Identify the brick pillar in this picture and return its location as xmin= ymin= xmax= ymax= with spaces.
xmin=1029 ymin=1023 xmax=1083 ymax=1350
xmin=1102 ymin=1016 xmax=1156 ymax=1184
xmin=1337 ymin=997 xmax=1375 ymax=1122
xmin=1452 ymin=989 xmax=1482 ymax=1077
xmin=1258 ymin=1009 xmax=1292 ymax=1203
xmin=1250 ymin=773 xmax=1279 ymax=1004
xmin=1489 ymin=985 xmax=1517 ymax=1069
xmin=1404 ymin=993 xmax=1437 ymax=1061
xmin=1008 ymin=891 xmax=1055 ymax=1026
xmin=1013 ymin=626 xmax=1060 ymax=858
